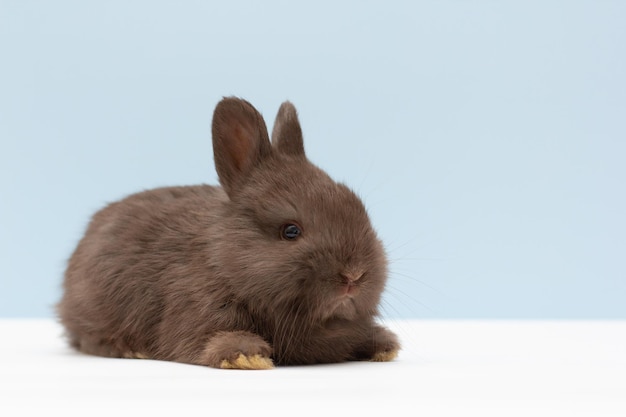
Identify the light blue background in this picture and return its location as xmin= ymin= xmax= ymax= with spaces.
xmin=1 ymin=1 xmax=624 ymax=319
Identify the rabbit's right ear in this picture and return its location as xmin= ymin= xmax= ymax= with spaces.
xmin=212 ymin=97 xmax=272 ymax=196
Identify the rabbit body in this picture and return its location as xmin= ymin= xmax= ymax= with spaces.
xmin=58 ymin=98 xmax=399 ymax=369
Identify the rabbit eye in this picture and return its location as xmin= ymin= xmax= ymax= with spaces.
xmin=281 ymin=223 xmax=302 ymax=240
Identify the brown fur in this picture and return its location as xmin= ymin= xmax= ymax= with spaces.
xmin=57 ymin=97 xmax=400 ymax=369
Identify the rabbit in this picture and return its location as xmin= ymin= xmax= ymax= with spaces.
xmin=57 ymin=97 xmax=400 ymax=369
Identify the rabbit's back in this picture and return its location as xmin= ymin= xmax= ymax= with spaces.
xmin=58 ymin=185 xmax=225 ymax=359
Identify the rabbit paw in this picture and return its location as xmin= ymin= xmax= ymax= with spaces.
xmin=200 ymin=330 xmax=274 ymax=370
xmin=370 ymin=349 xmax=399 ymax=362
xmin=220 ymin=353 xmax=274 ymax=370
xmin=352 ymin=325 xmax=400 ymax=362
xmin=122 ymin=351 xmax=150 ymax=359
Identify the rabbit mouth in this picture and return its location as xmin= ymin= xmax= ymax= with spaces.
xmin=327 ymin=288 xmax=359 ymax=319
xmin=340 ymin=282 xmax=360 ymax=297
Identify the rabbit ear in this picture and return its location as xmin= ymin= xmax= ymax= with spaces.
xmin=271 ymin=101 xmax=305 ymax=157
xmin=212 ymin=97 xmax=272 ymax=195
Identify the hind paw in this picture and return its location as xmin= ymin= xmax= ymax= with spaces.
xmin=122 ymin=351 xmax=150 ymax=359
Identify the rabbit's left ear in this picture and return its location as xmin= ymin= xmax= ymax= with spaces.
xmin=271 ymin=101 xmax=305 ymax=157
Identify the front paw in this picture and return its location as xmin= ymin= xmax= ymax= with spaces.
xmin=200 ymin=330 xmax=274 ymax=370
xmin=356 ymin=325 xmax=400 ymax=362
xmin=220 ymin=353 xmax=274 ymax=370
xmin=370 ymin=348 xmax=399 ymax=362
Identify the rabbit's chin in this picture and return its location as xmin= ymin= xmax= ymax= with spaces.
xmin=325 ymin=295 xmax=359 ymax=321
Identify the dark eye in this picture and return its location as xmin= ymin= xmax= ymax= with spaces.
xmin=281 ymin=223 xmax=302 ymax=240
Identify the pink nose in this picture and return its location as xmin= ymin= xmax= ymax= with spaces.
xmin=341 ymin=271 xmax=364 ymax=284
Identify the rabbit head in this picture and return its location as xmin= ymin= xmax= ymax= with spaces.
xmin=210 ymin=98 xmax=388 ymax=326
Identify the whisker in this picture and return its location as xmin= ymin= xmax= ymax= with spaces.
xmin=388 ymin=270 xmax=443 ymax=296
xmin=382 ymin=282 xmax=439 ymax=316
xmin=385 ymin=235 xmax=424 ymax=257
xmin=388 ymin=256 xmax=447 ymax=263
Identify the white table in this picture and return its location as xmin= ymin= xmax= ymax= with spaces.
xmin=1 ymin=319 xmax=624 ymax=416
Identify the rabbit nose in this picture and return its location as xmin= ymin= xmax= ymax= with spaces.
xmin=341 ymin=271 xmax=364 ymax=284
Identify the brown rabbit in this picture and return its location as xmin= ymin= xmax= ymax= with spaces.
xmin=57 ymin=97 xmax=399 ymax=369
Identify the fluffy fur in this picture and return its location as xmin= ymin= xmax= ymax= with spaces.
xmin=57 ymin=97 xmax=399 ymax=369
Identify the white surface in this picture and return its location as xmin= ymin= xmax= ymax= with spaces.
xmin=1 ymin=320 xmax=625 ymax=416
